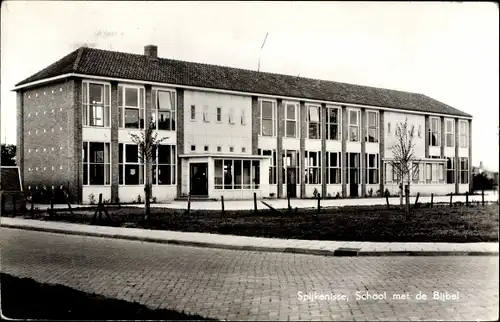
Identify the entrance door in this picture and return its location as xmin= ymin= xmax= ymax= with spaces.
xmin=190 ymin=163 xmax=208 ymax=196
xmin=287 ymin=168 xmax=297 ymax=197
xmin=348 ymin=153 xmax=360 ymax=197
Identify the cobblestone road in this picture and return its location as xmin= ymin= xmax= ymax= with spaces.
xmin=1 ymin=228 xmax=498 ymax=321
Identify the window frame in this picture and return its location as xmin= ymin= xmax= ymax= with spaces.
xmin=203 ymin=105 xmax=210 ymax=123
xmin=228 ymin=107 xmax=235 ymax=124
xmin=282 ymin=150 xmax=300 ymax=185
xmin=118 ymin=84 xmax=145 ymax=129
xmin=82 ymin=81 xmax=111 ymax=128
xmin=365 ymin=153 xmax=379 ymax=184
xmin=152 ymin=144 xmax=176 ymax=186
xmin=259 ymin=99 xmax=277 ymax=137
xmin=326 ymin=105 xmax=341 ymax=141
xmin=460 ymin=157 xmax=469 ymax=184
xmin=216 ymin=107 xmax=222 ymax=122
xmin=307 ymin=104 xmax=321 ymax=139
xmin=214 ymin=158 xmax=260 ymax=190
xmin=459 ymin=120 xmax=469 ymax=148
xmin=284 ymin=101 xmax=300 ymax=138
xmin=366 ymin=110 xmax=379 ymax=143
xmin=429 ymin=117 xmax=441 ymax=147
xmin=445 ymin=118 xmax=454 ymax=147
xmin=119 ymin=143 xmax=145 ymax=186
xmin=82 ymin=141 xmax=111 ymax=186
xmin=259 ymin=149 xmax=277 ymax=184
xmin=152 ymin=87 xmax=176 ymax=131
xmin=326 ymin=151 xmax=341 ymax=184
xmin=348 ymin=108 xmax=361 ymax=142
xmin=304 ymin=150 xmax=321 ymax=184
xmin=446 ymin=157 xmax=455 ymax=184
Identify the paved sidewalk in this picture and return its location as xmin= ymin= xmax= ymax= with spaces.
xmin=34 ymin=193 xmax=499 ymax=211
xmin=2 ymin=217 xmax=498 ymax=256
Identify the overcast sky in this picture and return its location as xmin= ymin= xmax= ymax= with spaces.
xmin=1 ymin=1 xmax=498 ymax=170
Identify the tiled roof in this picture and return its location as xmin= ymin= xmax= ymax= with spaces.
xmin=15 ymin=47 xmax=471 ymax=117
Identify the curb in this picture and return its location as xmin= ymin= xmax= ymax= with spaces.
xmin=1 ymin=223 xmax=498 ymax=257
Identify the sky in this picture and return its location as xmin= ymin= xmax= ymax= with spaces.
xmin=1 ymin=1 xmax=499 ymax=170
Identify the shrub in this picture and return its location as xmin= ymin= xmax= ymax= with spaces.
xmin=336 ymin=192 xmax=341 ymax=199
xmin=327 ymin=193 xmax=332 ymax=199
xmin=312 ymin=188 xmax=319 ymax=198
xmin=137 ymin=195 xmax=142 ymax=204
xmin=88 ymin=193 xmax=96 ymax=205
xmin=376 ymin=189 xmax=381 ymax=197
xmin=368 ymin=188 xmax=373 ymax=197
xmin=384 ymin=188 xmax=390 ymax=197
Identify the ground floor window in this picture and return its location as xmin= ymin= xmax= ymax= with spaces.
xmin=305 ymin=151 xmax=321 ymax=184
xmin=259 ymin=149 xmax=276 ymax=184
xmin=82 ymin=142 xmax=110 ymax=185
xmin=365 ymin=153 xmax=379 ymax=184
xmin=460 ymin=157 xmax=469 ymax=184
xmin=119 ymin=144 xmax=144 ymax=185
xmin=446 ymin=157 xmax=455 ymax=184
xmin=152 ymin=145 xmax=176 ymax=185
xmin=425 ymin=162 xmax=444 ymax=184
xmin=326 ymin=152 xmax=341 ymax=184
xmin=283 ymin=150 xmax=300 ymax=185
xmin=214 ymin=159 xmax=260 ymax=189
xmin=347 ymin=153 xmax=360 ymax=184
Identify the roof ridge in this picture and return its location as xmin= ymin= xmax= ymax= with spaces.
xmin=72 ymin=47 xmax=85 ymax=72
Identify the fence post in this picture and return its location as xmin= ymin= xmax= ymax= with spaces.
xmin=449 ymin=193 xmax=453 ymax=207
xmin=221 ymin=195 xmax=225 ymax=214
xmin=414 ymin=192 xmax=420 ymax=207
xmin=466 ymin=191 xmax=469 ymax=207
xmin=482 ymin=189 xmax=485 ymax=206
xmin=386 ymin=194 xmax=390 ymax=209
xmin=430 ymin=193 xmax=434 ymax=208
xmin=317 ymin=193 xmax=321 ymax=213
xmin=98 ymin=193 xmax=103 ymax=220
xmin=187 ymin=194 xmax=191 ymax=215
xmin=253 ymin=192 xmax=257 ymax=214
xmin=13 ymin=195 xmax=17 ymax=216
xmin=50 ymin=191 xmax=54 ymax=215
xmin=288 ymin=194 xmax=291 ymax=211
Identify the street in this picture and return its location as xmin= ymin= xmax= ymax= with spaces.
xmin=1 ymin=228 xmax=498 ymax=321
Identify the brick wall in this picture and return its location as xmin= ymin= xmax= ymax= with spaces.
xmin=20 ymin=79 xmax=79 ymax=201
xmin=321 ymin=104 xmax=327 ymax=198
xmin=251 ymin=96 xmax=259 ymax=155
xmin=176 ymin=89 xmax=184 ymax=198
xmin=379 ymin=110 xmax=385 ymax=194
xmin=341 ymin=106 xmax=347 ymax=197
xmin=110 ymin=82 xmax=119 ymax=202
xmin=299 ymin=101 xmax=306 ymax=198
xmin=276 ymin=99 xmax=283 ymax=198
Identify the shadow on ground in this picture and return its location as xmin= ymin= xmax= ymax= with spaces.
xmin=1 ymin=273 xmax=212 ymax=320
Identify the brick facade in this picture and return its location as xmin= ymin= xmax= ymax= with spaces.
xmin=251 ymin=96 xmax=259 ymax=155
xmin=299 ymin=101 xmax=306 ymax=198
xmin=360 ymin=108 xmax=366 ymax=196
xmin=341 ymin=106 xmax=347 ymax=197
xmin=321 ymin=104 xmax=327 ymax=198
xmin=110 ymin=82 xmax=119 ymax=203
xmin=276 ymin=99 xmax=284 ymax=198
xmin=176 ymin=89 xmax=185 ymax=198
xmin=379 ymin=110 xmax=385 ymax=194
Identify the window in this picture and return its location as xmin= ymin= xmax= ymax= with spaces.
xmin=260 ymin=149 xmax=276 ymax=184
xmin=446 ymin=157 xmax=455 ymax=184
xmin=418 ymin=125 xmax=422 ymax=138
xmin=429 ymin=117 xmax=440 ymax=146
xmin=425 ymin=163 xmax=432 ymax=183
xmin=203 ymin=105 xmax=210 ymax=122
xmin=388 ymin=122 xmax=391 ymax=135
xmin=152 ymin=145 xmax=176 ymax=185
xmin=215 ymin=159 xmax=260 ymax=189
xmin=204 ymin=146 xmax=209 ymax=152
xmin=82 ymin=142 xmax=110 ymax=185
xmin=217 ymin=146 xmax=222 ymax=152
xmin=347 ymin=153 xmax=360 ymax=184
xmin=366 ymin=111 xmax=379 ymax=142
xmin=365 ymin=154 xmax=379 ymax=184
xmin=118 ymin=85 xmax=144 ymax=129
xmin=445 ymin=119 xmax=454 ymax=147
xmin=82 ymin=82 xmax=110 ymax=127
xmin=390 ymin=162 xmax=401 ymax=182
xmin=305 ymin=151 xmax=321 ymax=184
xmin=241 ymin=109 xmax=246 ymax=125
xmin=191 ymin=145 xmax=196 ymax=151
xmin=283 ymin=150 xmax=300 ymax=185
xmin=260 ymin=100 xmax=276 ymax=136
xmin=152 ymin=89 xmax=176 ymax=131
xmin=460 ymin=157 xmax=469 ymax=184
xmin=326 ymin=106 xmax=340 ymax=140
xmin=229 ymin=147 xmax=234 ymax=152
xmin=242 ymin=147 xmax=246 ymax=153
xmin=459 ymin=120 xmax=469 ymax=148
xmin=348 ymin=109 xmax=361 ymax=142
xmin=216 ymin=107 xmax=222 ymax=122
xmin=307 ymin=105 xmax=321 ymax=139
xmin=229 ymin=108 xmax=235 ymax=124
xmin=190 ymin=105 xmax=196 ymax=120
xmin=326 ymin=152 xmax=341 ymax=184
xmin=119 ymin=144 xmax=144 ymax=185
xmin=285 ymin=102 xmax=299 ymax=138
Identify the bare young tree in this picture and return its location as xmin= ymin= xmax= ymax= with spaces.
xmin=130 ymin=118 xmax=168 ymax=222
xmin=388 ymin=118 xmax=419 ymax=219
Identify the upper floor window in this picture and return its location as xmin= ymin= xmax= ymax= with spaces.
xmin=259 ymin=100 xmax=276 ymax=136
xmin=216 ymin=107 xmax=222 ymax=122
xmin=229 ymin=107 xmax=235 ymax=124
xmin=445 ymin=119 xmax=454 ymax=147
xmin=285 ymin=102 xmax=299 ymax=138
xmin=307 ymin=104 xmax=321 ymax=139
xmin=326 ymin=106 xmax=340 ymax=140
xmin=203 ymin=105 xmax=210 ymax=122
xmin=241 ymin=109 xmax=246 ymax=125
xmin=459 ymin=120 xmax=469 ymax=148
xmin=429 ymin=117 xmax=440 ymax=146
xmin=190 ymin=105 xmax=196 ymax=120
xmin=348 ymin=109 xmax=361 ymax=142
xmin=82 ymin=82 xmax=110 ymax=127
xmin=118 ymin=85 xmax=145 ymax=129
xmin=152 ymin=89 xmax=176 ymax=131
xmin=366 ymin=111 xmax=379 ymax=143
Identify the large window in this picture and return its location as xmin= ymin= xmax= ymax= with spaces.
xmin=119 ymin=144 xmax=144 ymax=185
xmin=82 ymin=142 xmax=110 ymax=185
xmin=152 ymin=89 xmax=176 ymax=131
xmin=446 ymin=157 xmax=455 ymax=184
xmin=260 ymin=100 xmax=276 ymax=136
xmin=460 ymin=157 xmax=469 ymax=184
xmin=326 ymin=152 xmax=341 ymax=184
xmin=307 ymin=105 xmax=321 ymax=139
xmin=305 ymin=151 xmax=321 ymax=184
xmin=152 ymin=145 xmax=176 ymax=185
xmin=203 ymin=105 xmax=210 ymax=122
xmin=425 ymin=162 xmax=444 ymax=184
xmin=347 ymin=153 xmax=360 ymax=184
xmin=459 ymin=120 xmax=469 ymax=148
xmin=348 ymin=109 xmax=361 ymax=142
xmin=82 ymin=82 xmax=110 ymax=127
xmin=119 ymin=85 xmax=145 ymax=129
xmin=429 ymin=117 xmax=440 ymax=146
xmin=366 ymin=111 xmax=379 ymax=142
xmin=365 ymin=154 xmax=379 ymax=184
xmin=284 ymin=102 xmax=299 ymax=138
xmin=326 ymin=106 xmax=340 ymax=140
xmin=259 ymin=149 xmax=277 ymax=184
xmin=445 ymin=119 xmax=454 ymax=147
xmin=214 ymin=159 xmax=260 ymax=189
xmin=283 ymin=150 xmax=300 ymax=184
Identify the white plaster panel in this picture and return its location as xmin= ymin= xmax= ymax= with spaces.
xmin=82 ymin=186 xmax=111 ymax=204
xmin=305 ymin=184 xmax=322 ymax=198
xmin=326 ymin=185 xmax=342 ymax=197
xmin=346 ymin=142 xmax=361 ymax=153
xmin=258 ymin=137 xmax=277 ymax=150
xmin=118 ymin=186 xmax=146 ymax=203
xmin=326 ymin=141 xmax=341 ymax=152
xmin=365 ymin=142 xmax=379 ymax=154
xmin=304 ymin=139 xmax=321 ymax=151
xmin=151 ymin=186 xmax=177 ymax=202
xmin=83 ymin=128 xmax=111 ymax=142
xmin=282 ymin=138 xmax=300 ymax=150
xmin=459 ymin=148 xmax=469 ymax=158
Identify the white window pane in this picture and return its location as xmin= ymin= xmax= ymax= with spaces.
xmin=349 ymin=110 xmax=358 ymax=125
xmin=309 ymin=106 xmax=319 ymax=122
xmin=286 ymin=104 xmax=295 ymax=120
xmin=158 ymin=91 xmax=172 ymax=110
xmin=125 ymin=88 xmax=138 ymax=107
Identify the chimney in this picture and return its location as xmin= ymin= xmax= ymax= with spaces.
xmin=144 ymin=45 xmax=158 ymax=58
